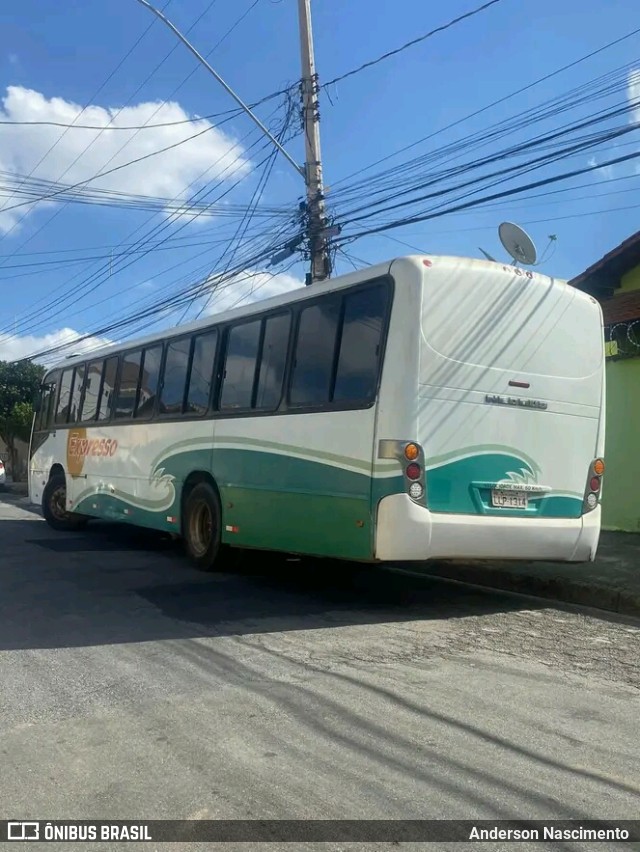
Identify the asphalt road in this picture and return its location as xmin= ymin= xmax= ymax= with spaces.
xmin=1 ymin=490 xmax=639 ymax=851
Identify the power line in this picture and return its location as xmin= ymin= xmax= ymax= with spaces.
xmin=0 ymin=0 xmax=244 ymax=267
xmin=329 ymin=24 xmax=640 ymax=189
xmin=3 ymin=1 xmax=299 ymax=337
xmin=192 ymin=107 xmax=290 ymax=320
xmin=323 ymin=0 xmax=505 ymax=87
xmin=334 ymin=100 xmax=640 ymax=227
xmin=330 ymin=62 xmax=639 ymax=207
xmin=0 ymin=2 xmax=185 ymax=257
xmin=0 ymin=109 xmax=240 ymax=131
xmin=0 ymin=129 xmax=279 ymax=337
xmin=336 ymin=148 xmax=640 ymax=243
xmin=0 ymin=120 xmax=244 ymax=215
xmin=6 ymin=103 xmax=293 ymax=334
xmin=16 ymin=231 xmax=298 ymax=364
xmin=0 ymin=121 xmax=269 ymax=335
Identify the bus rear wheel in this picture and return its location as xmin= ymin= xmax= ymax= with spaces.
xmin=183 ymin=482 xmax=221 ymax=571
xmin=42 ymin=473 xmax=88 ymax=531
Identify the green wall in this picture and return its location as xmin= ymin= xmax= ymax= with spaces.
xmin=620 ymin=265 xmax=640 ymax=292
xmin=603 ymin=356 xmax=640 ymax=531
xmin=602 ymin=263 xmax=640 ymax=531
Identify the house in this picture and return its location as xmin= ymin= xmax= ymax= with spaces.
xmin=570 ymin=229 xmax=640 ymax=532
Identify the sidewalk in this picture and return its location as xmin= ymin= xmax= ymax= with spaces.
xmin=419 ymin=531 xmax=640 ymax=618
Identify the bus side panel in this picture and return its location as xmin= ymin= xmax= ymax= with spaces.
xmin=210 ymin=410 xmax=379 ymax=560
xmin=60 ymin=412 xmax=379 ymax=559
xmin=65 ymin=421 xmax=214 ymax=533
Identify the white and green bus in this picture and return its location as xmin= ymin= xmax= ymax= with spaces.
xmin=29 ymin=255 xmax=606 ymax=569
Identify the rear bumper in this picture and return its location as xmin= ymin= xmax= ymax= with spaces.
xmin=375 ymin=494 xmax=601 ymax=563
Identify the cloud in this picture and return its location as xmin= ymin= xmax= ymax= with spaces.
xmin=0 ymin=86 xmax=250 ymax=232
xmin=0 ymin=327 xmax=112 ymax=364
xmin=587 ymin=154 xmax=613 ymax=180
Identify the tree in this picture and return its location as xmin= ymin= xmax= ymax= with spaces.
xmin=0 ymin=360 xmax=45 ymax=482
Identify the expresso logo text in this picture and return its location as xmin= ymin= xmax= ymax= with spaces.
xmin=68 ymin=436 xmax=118 ymax=458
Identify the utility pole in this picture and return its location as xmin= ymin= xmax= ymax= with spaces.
xmin=298 ymin=0 xmax=331 ymax=285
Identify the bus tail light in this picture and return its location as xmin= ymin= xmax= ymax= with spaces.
xmin=401 ymin=443 xmax=426 ymax=503
xmin=377 ymin=439 xmax=427 ymax=504
xmin=582 ymin=459 xmax=604 ymax=513
xmin=408 ymin=481 xmax=424 ymax=500
xmin=405 ymin=462 xmax=421 ymax=481
xmin=404 ymin=443 xmax=420 ymax=461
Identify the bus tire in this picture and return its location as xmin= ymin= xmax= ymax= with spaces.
xmin=182 ymin=482 xmax=221 ymax=571
xmin=42 ymin=473 xmax=89 ymax=532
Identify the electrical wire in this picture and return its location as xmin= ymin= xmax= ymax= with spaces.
xmin=0 ymin=0 xmax=284 ymax=274
xmin=1 ymin=76 xmax=296 ymax=338
xmin=334 ymin=148 xmax=640 ymax=244
xmin=323 ymin=0 xmax=505 ymax=87
xmin=0 ymin=129 xmax=280 ymax=337
xmin=329 ymin=24 xmax=640 ymax=189
xmin=17 ymin=229 xmax=299 ymax=364
xmin=0 ymin=0 xmax=175 ymax=236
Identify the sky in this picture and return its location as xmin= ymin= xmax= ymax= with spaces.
xmin=0 ymin=0 xmax=639 ymax=362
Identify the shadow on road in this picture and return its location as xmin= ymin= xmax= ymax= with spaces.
xmin=1 ymin=514 xmax=541 ymax=651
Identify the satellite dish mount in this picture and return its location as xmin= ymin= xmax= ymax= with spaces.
xmin=498 ymin=222 xmax=537 ymax=266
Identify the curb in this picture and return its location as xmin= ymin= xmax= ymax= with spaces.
xmin=419 ymin=561 xmax=640 ymax=618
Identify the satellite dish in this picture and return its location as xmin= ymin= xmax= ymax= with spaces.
xmin=498 ymin=222 xmax=537 ymax=266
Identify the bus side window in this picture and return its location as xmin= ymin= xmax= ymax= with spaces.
xmin=289 ymin=298 xmax=340 ymax=407
xmin=135 ymin=345 xmax=163 ymax=419
xmin=160 ymin=337 xmax=191 ymax=416
xmin=81 ymin=360 xmax=104 ymax=422
xmin=255 ymin=313 xmax=290 ymax=410
xmin=333 ymin=284 xmax=389 ymax=403
xmin=114 ymin=351 xmax=142 ymax=419
xmin=69 ymin=364 xmax=85 ymax=423
xmin=55 ymin=369 xmax=74 ymax=425
xmin=220 ymin=320 xmax=261 ymax=410
xmin=97 ymin=357 xmax=118 ymax=421
xmin=37 ymin=376 xmax=58 ymax=431
xmin=186 ymin=331 xmax=218 ymax=415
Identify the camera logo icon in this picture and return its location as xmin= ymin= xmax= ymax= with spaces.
xmin=8 ymin=822 xmax=40 ymax=841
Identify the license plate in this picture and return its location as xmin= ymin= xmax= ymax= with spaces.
xmin=491 ymin=489 xmax=528 ymax=509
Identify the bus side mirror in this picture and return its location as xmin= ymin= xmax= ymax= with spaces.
xmin=32 ymin=390 xmax=42 ymax=413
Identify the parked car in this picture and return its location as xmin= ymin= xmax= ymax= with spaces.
xmin=0 ymin=458 xmax=6 ymax=489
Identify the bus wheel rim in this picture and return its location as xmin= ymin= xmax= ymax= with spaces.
xmin=190 ymin=500 xmax=213 ymax=557
xmin=50 ymin=485 xmax=68 ymax=520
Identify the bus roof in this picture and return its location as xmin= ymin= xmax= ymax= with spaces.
xmin=45 ymin=254 xmax=571 ymax=372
